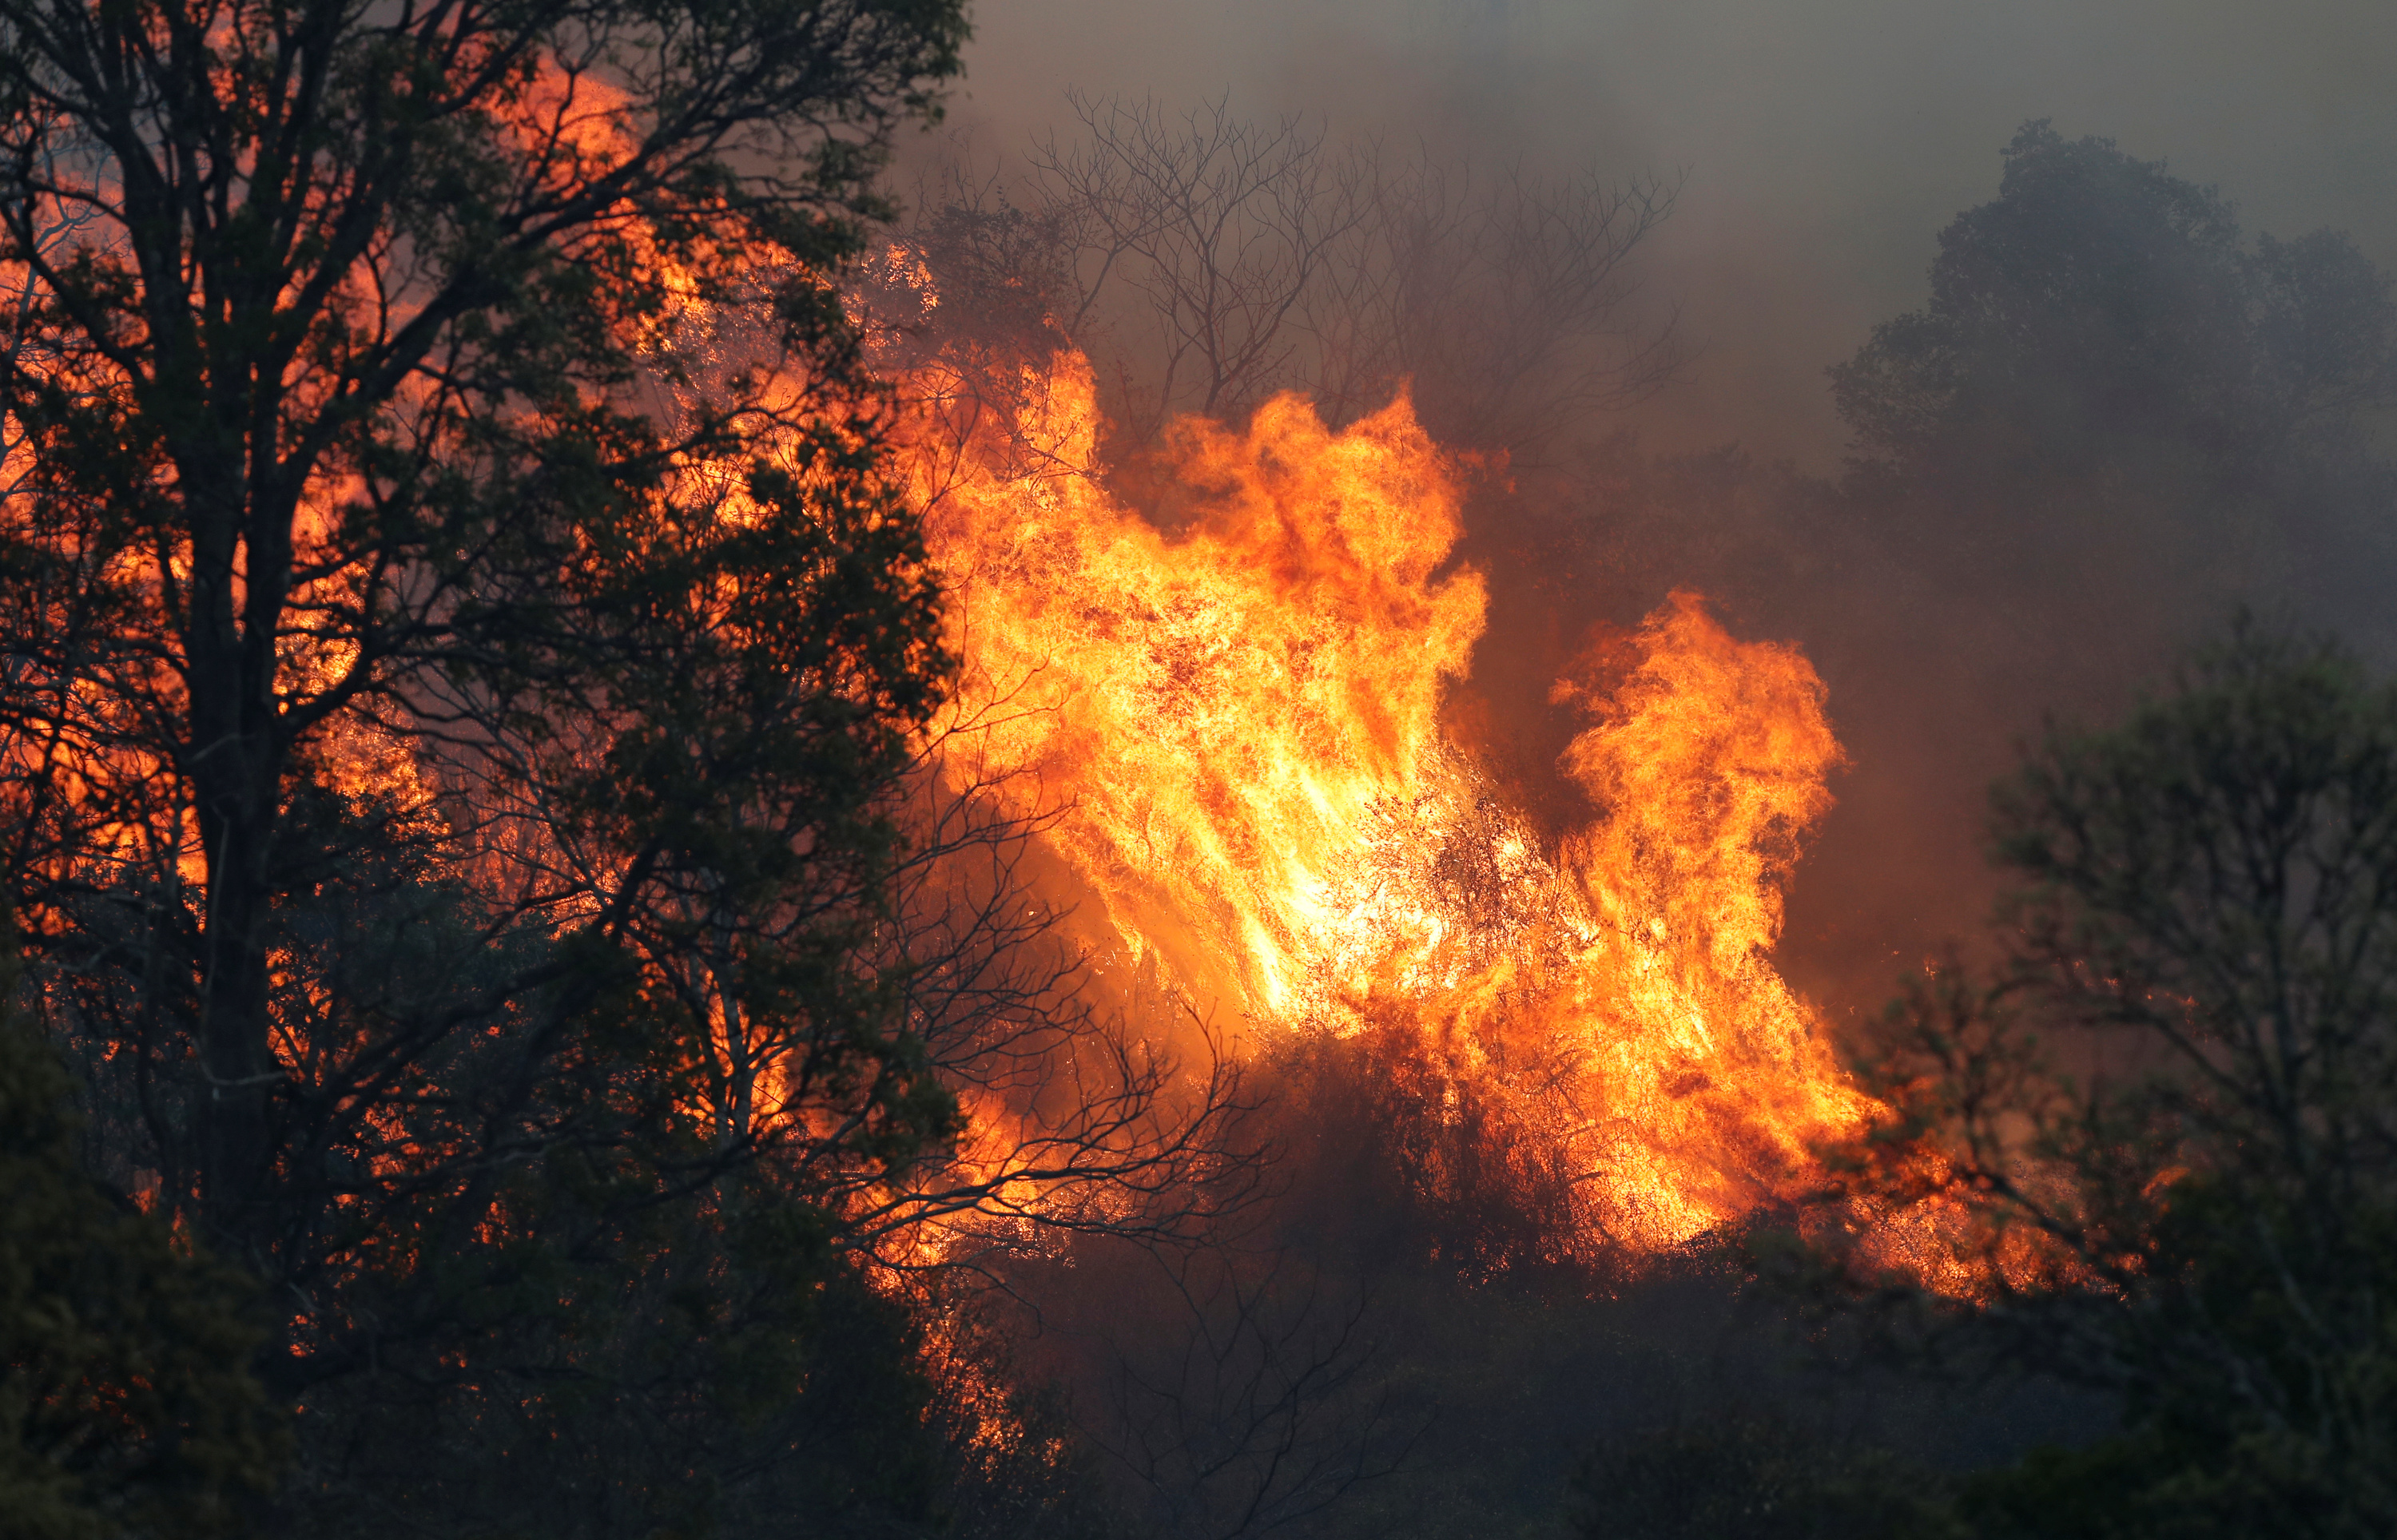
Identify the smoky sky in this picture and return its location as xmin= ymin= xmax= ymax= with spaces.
xmin=937 ymin=0 xmax=2397 ymax=469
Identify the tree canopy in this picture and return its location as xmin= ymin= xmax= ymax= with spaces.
xmin=1817 ymin=621 xmax=2397 ymax=1536
xmin=1830 ymin=121 xmax=2397 ymax=615
xmin=1834 ymin=121 xmax=2396 ymax=492
xmin=0 ymin=0 xmax=993 ymax=1523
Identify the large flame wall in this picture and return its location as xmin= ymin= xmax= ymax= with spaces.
xmin=914 ymin=350 xmax=1872 ymax=1253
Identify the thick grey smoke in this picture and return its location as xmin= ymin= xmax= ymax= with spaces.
xmin=942 ymin=0 xmax=2397 ymax=467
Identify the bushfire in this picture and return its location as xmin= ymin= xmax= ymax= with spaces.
xmin=901 ymin=341 xmax=1886 ymax=1258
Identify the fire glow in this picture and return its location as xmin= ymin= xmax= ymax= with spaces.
xmin=906 ymin=344 xmax=1879 ymax=1256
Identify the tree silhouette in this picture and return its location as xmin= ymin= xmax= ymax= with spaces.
xmin=1815 ymin=621 xmax=2397 ymax=1535
xmin=0 ymin=921 xmax=283 ymax=1538
xmin=0 ymin=0 xmax=984 ymax=1520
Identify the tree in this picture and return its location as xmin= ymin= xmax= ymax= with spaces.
xmin=1812 ymin=620 xmax=2397 ymax=1535
xmin=1831 ymin=121 xmax=2397 ymax=609
xmin=908 ymin=93 xmax=1680 ymax=462
xmin=0 ymin=0 xmax=985 ymax=1513
xmin=0 ymin=922 xmax=284 ymax=1539
xmin=1027 ymin=93 xmax=1373 ymax=450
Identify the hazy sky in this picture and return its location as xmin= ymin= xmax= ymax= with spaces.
xmin=939 ymin=0 xmax=2397 ymax=467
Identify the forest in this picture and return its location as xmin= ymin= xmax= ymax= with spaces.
xmin=3 ymin=0 xmax=2395 ymax=1536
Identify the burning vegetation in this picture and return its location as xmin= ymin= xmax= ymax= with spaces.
xmin=897 ymin=329 xmax=1868 ymax=1260
xmin=6 ymin=2 xmax=2397 ymax=1536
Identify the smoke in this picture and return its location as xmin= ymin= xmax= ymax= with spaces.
xmin=940 ymin=0 xmax=2397 ymax=467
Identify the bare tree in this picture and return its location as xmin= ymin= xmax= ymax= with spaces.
xmin=835 ymin=729 xmax=1268 ymax=1268
xmin=987 ymin=93 xmax=1680 ymax=462
xmin=1029 ymin=93 xmax=1373 ymax=448
xmin=1322 ymin=154 xmax=1683 ymax=458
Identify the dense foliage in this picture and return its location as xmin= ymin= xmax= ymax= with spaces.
xmin=0 ymin=0 xmax=992 ymax=1526
xmin=1811 ymin=623 xmax=2397 ymax=1535
xmin=1572 ymin=1415 xmax=1959 ymax=1540
xmin=0 ymin=926 xmax=283 ymax=1538
xmin=1830 ymin=121 xmax=2397 ymax=638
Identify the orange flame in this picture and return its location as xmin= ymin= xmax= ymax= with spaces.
xmin=908 ymin=347 xmax=1881 ymax=1256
